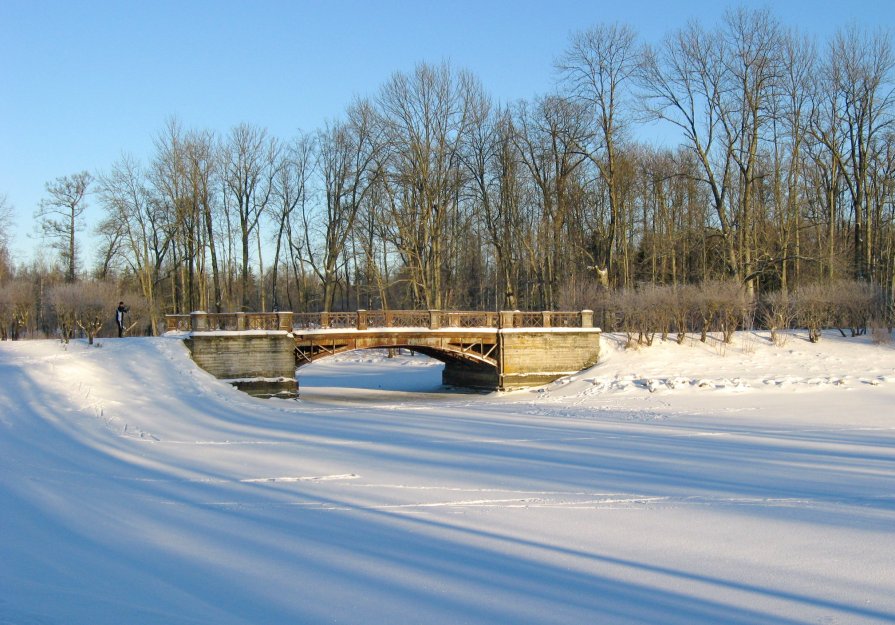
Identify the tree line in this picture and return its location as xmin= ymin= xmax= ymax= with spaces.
xmin=1 ymin=7 xmax=894 ymax=339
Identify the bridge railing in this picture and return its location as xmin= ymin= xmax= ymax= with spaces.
xmin=166 ymin=314 xmax=191 ymax=332
xmin=165 ymin=311 xmax=294 ymax=332
xmin=167 ymin=310 xmax=595 ymax=332
xmin=290 ymin=309 xmax=595 ymax=331
xmin=442 ymin=311 xmax=500 ymax=328
xmin=293 ymin=311 xmax=357 ymax=329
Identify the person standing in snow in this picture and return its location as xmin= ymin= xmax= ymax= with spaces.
xmin=115 ymin=301 xmax=129 ymax=337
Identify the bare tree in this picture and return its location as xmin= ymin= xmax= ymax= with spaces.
xmin=35 ymin=171 xmax=92 ymax=282
xmin=377 ymin=62 xmax=479 ymax=309
xmin=558 ymin=22 xmax=639 ymax=286
xmin=759 ymin=290 xmax=796 ymax=345
xmin=0 ymin=193 xmax=12 ymax=283
xmin=222 ymin=123 xmax=280 ymax=310
xmin=98 ymin=154 xmax=171 ymax=334
xmin=11 ymin=10 xmax=892 ymax=323
xmin=720 ymin=8 xmax=784 ymax=298
xmin=806 ymin=52 xmax=847 ymax=281
xmin=767 ymin=29 xmax=815 ymax=290
xmin=828 ymin=26 xmax=895 ymax=281
xmin=72 ymin=282 xmax=116 ymax=345
xmin=0 ymin=282 xmax=10 ymax=339
xmin=639 ymin=21 xmax=739 ymax=283
xmin=272 ymin=132 xmax=314 ymax=311
xmin=184 ymin=130 xmax=220 ymax=312
xmin=513 ymin=96 xmax=590 ymax=307
xmin=460 ymin=100 xmax=527 ymax=309
xmin=0 ymin=193 xmax=10 ymax=244
xmin=93 ymin=214 xmax=126 ymax=279
xmin=150 ymin=118 xmax=192 ymax=311
xmin=301 ymin=100 xmax=382 ymax=312
xmin=354 ymin=171 xmax=397 ymax=310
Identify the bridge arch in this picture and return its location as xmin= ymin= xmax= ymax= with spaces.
xmin=293 ymin=330 xmax=501 ymax=389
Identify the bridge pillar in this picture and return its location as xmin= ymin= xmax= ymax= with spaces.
xmin=429 ymin=310 xmax=441 ymax=329
xmin=186 ymin=333 xmax=297 ymax=398
xmin=277 ymin=311 xmax=293 ymax=331
xmin=190 ymin=311 xmax=208 ymax=332
xmin=442 ymin=358 xmax=499 ymax=389
xmin=581 ymin=309 xmax=594 ymax=328
xmin=496 ymin=314 xmax=601 ymax=389
xmin=499 ymin=310 xmax=517 ymax=328
xmin=357 ymin=310 xmax=368 ymax=330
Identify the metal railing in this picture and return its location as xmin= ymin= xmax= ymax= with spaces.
xmin=166 ymin=309 xmax=595 ymax=333
xmin=292 ymin=309 xmax=593 ymax=330
xmin=442 ymin=311 xmax=500 ymax=328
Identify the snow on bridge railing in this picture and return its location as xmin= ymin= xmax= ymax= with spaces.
xmin=290 ymin=309 xmax=594 ymax=331
xmin=165 ymin=312 xmax=293 ymax=332
xmin=167 ymin=310 xmax=594 ymax=333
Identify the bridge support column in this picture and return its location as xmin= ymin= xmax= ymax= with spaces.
xmin=497 ymin=326 xmax=601 ymax=390
xmin=185 ymin=333 xmax=298 ymax=398
xmin=442 ymin=359 xmax=499 ymax=389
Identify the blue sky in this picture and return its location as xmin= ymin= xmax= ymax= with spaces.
xmin=2 ymin=0 xmax=893 ymax=265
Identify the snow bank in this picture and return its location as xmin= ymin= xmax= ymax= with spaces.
xmin=1 ymin=332 xmax=893 ymax=624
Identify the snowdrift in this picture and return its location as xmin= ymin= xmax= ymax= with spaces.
xmin=1 ymin=332 xmax=893 ymax=624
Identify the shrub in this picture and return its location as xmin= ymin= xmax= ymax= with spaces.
xmin=694 ymin=280 xmax=751 ymax=343
xmin=0 ymin=280 xmax=34 ymax=340
xmin=792 ymin=283 xmax=830 ymax=343
xmin=46 ymin=281 xmax=146 ymax=344
xmin=611 ymin=288 xmax=645 ymax=346
xmin=870 ymin=317 xmax=892 ymax=345
xmin=576 ymin=277 xmax=887 ymax=347
xmin=791 ymin=280 xmax=887 ymax=342
xmin=759 ymin=290 xmax=796 ymax=345
xmin=670 ymin=285 xmax=699 ymax=344
xmin=827 ymin=280 xmax=878 ymax=336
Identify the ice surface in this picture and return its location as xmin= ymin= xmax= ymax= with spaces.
xmin=1 ymin=332 xmax=893 ymax=624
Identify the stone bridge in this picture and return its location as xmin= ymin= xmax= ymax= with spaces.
xmin=166 ymin=310 xmax=601 ymax=394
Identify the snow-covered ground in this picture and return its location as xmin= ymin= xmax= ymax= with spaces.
xmin=1 ymin=331 xmax=893 ymax=624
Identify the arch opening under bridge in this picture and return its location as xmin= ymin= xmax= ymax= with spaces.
xmin=292 ymin=329 xmax=502 ymax=389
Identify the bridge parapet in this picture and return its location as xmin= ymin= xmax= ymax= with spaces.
xmin=292 ymin=309 xmax=593 ymax=331
xmin=166 ymin=311 xmax=294 ymax=333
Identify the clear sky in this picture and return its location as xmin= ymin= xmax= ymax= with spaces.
xmin=2 ymin=0 xmax=893 ymax=266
